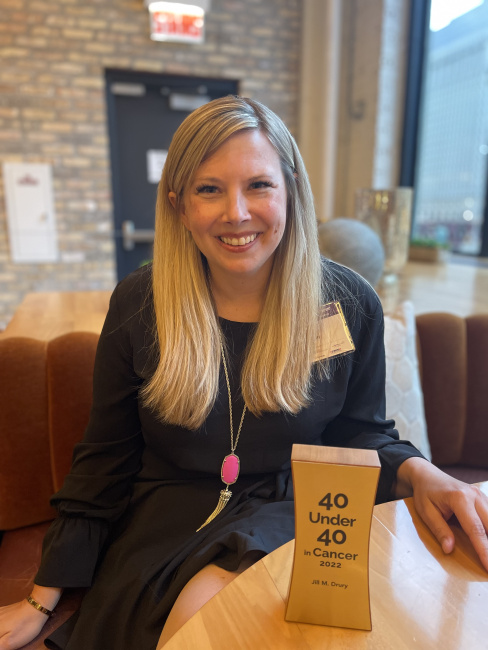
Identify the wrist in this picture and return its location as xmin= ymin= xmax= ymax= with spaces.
xmin=30 ymin=585 xmax=63 ymax=612
xmin=26 ymin=595 xmax=55 ymax=617
xmin=394 ymin=456 xmax=431 ymax=499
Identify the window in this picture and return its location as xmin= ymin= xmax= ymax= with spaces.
xmin=404 ymin=0 xmax=488 ymax=256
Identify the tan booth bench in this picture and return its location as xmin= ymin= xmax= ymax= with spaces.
xmin=1 ymin=314 xmax=488 ymax=648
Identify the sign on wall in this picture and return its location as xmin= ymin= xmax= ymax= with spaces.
xmin=146 ymin=1 xmax=210 ymax=43
xmin=146 ymin=149 xmax=168 ymax=184
xmin=3 ymin=162 xmax=59 ymax=263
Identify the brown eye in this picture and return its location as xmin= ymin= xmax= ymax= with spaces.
xmin=250 ymin=181 xmax=273 ymax=190
xmin=196 ymin=185 xmax=219 ymax=194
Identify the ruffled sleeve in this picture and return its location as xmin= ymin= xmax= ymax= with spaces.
xmin=322 ymin=270 xmax=425 ymax=503
xmin=35 ymin=275 xmax=147 ymax=588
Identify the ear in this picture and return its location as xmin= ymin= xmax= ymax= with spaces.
xmin=169 ymin=191 xmax=190 ymax=230
xmin=168 ymin=191 xmax=177 ymax=209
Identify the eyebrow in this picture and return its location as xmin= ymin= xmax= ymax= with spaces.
xmin=193 ymin=173 xmax=276 ymax=183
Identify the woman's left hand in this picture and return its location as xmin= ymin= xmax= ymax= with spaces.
xmin=395 ymin=457 xmax=488 ymax=572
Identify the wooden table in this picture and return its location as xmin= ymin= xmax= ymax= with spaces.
xmin=378 ymin=259 xmax=488 ymax=316
xmin=396 ymin=259 xmax=488 ymax=316
xmin=0 ymin=290 xmax=111 ymax=340
xmin=165 ymin=482 xmax=488 ymax=650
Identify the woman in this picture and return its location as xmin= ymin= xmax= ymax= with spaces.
xmin=1 ymin=96 xmax=487 ymax=650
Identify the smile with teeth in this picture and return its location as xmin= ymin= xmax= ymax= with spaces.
xmin=219 ymin=233 xmax=258 ymax=247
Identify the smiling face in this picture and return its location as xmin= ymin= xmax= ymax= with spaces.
xmin=174 ymin=129 xmax=288 ymax=287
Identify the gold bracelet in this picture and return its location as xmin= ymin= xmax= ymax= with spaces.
xmin=26 ymin=595 xmax=54 ymax=617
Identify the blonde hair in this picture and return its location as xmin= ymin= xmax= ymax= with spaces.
xmin=142 ymin=96 xmax=327 ymax=430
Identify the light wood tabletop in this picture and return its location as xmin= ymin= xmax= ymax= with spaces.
xmin=396 ymin=258 xmax=488 ymax=316
xmin=0 ymin=290 xmax=111 ymax=340
xmin=164 ymin=482 xmax=488 ymax=650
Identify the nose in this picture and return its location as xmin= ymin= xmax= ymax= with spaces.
xmin=224 ymin=189 xmax=250 ymax=224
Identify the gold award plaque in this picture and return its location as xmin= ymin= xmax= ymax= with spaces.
xmin=285 ymin=444 xmax=380 ymax=630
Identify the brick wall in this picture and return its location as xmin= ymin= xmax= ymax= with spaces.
xmin=0 ymin=0 xmax=302 ymax=329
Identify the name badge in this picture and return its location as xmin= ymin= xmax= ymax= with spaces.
xmin=315 ymin=302 xmax=355 ymax=362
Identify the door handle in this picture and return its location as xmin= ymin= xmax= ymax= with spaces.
xmin=122 ymin=220 xmax=155 ymax=251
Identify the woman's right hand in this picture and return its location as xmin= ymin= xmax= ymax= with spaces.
xmin=0 ymin=586 xmax=62 ymax=650
xmin=0 ymin=599 xmax=50 ymax=649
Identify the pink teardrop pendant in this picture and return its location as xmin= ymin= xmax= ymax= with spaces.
xmin=221 ymin=453 xmax=240 ymax=485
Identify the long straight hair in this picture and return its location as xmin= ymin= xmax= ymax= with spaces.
xmin=142 ymin=96 xmax=329 ymax=430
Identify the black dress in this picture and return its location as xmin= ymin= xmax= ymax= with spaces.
xmin=35 ymin=262 xmax=423 ymax=650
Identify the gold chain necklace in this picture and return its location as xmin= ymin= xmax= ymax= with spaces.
xmin=196 ymin=337 xmax=247 ymax=532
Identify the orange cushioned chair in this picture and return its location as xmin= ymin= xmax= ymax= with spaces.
xmin=0 ymin=333 xmax=98 ymax=648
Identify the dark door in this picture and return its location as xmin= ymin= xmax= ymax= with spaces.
xmin=105 ymin=69 xmax=239 ymax=281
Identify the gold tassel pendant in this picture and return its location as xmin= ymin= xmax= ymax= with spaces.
xmin=196 ymin=487 xmax=232 ymax=532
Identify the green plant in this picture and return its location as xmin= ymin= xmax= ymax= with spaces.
xmin=410 ymin=237 xmax=449 ymax=250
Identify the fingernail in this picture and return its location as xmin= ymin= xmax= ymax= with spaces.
xmin=441 ymin=538 xmax=451 ymax=553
